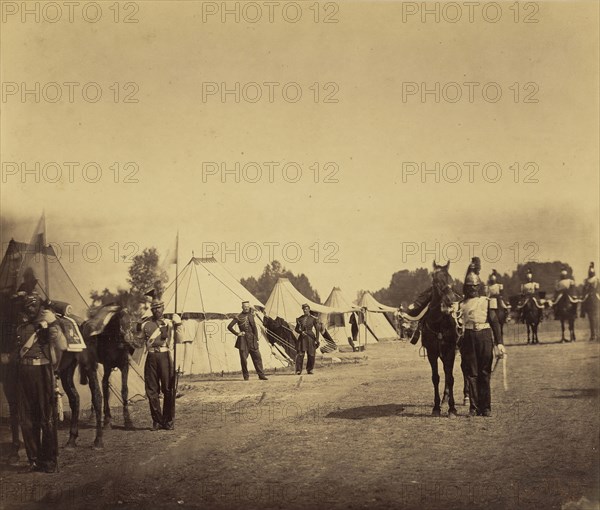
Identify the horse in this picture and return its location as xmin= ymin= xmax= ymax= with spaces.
xmin=88 ymin=305 xmax=138 ymax=429
xmin=521 ymin=297 xmax=543 ymax=344
xmin=581 ymin=291 xmax=599 ymax=342
xmin=420 ymin=261 xmax=460 ymax=417
xmin=56 ymin=333 xmax=104 ymax=449
xmin=553 ymin=291 xmax=578 ymax=342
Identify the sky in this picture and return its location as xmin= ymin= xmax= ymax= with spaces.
xmin=1 ymin=0 xmax=598 ymax=303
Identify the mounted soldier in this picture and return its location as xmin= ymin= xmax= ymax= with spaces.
xmin=518 ymin=268 xmax=541 ymax=322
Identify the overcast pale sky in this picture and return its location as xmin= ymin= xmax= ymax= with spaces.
xmin=1 ymin=1 xmax=598 ymax=302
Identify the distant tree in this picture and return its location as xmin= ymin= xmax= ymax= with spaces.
xmin=240 ymin=260 xmax=321 ymax=304
xmin=127 ymin=247 xmax=168 ymax=298
xmin=372 ymin=267 xmax=435 ymax=307
xmin=90 ymin=246 xmax=168 ymax=317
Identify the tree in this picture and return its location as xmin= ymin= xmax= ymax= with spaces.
xmin=89 ymin=246 xmax=168 ymax=316
xmin=126 ymin=247 xmax=168 ymax=298
xmin=240 ymin=260 xmax=321 ymax=304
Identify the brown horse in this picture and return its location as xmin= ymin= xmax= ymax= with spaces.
xmin=85 ymin=305 xmax=138 ymax=429
xmin=420 ymin=261 xmax=461 ymax=417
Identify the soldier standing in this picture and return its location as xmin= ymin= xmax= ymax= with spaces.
xmin=228 ymin=301 xmax=268 ymax=381
xmin=487 ymin=269 xmax=508 ymax=340
xmin=581 ymin=262 xmax=599 ymax=341
xmin=459 ymin=263 xmax=506 ymax=417
xmin=15 ymin=292 xmax=67 ymax=472
xmin=294 ymin=304 xmax=320 ymax=375
xmin=141 ymin=298 xmax=182 ymax=430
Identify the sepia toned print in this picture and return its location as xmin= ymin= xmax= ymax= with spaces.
xmin=1 ymin=1 xmax=598 ymax=509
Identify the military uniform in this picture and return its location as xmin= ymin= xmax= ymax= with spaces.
xmin=487 ymin=272 xmax=507 ymax=346
xmin=460 ymin=264 xmax=504 ymax=417
xmin=294 ymin=312 xmax=320 ymax=374
xmin=0 ymin=307 xmax=21 ymax=463
xmin=228 ymin=309 xmax=267 ymax=380
xmin=581 ymin=263 xmax=599 ymax=341
xmin=142 ymin=309 xmax=178 ymax=429
xmin=519 ymin=278 xmax=541 ymax=322
xmin=14 ymin=298 xmax=67 ymax=472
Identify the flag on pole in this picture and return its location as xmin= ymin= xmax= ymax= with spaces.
xmin=162 ymin=231 xmax=179 ymax=268
xmin=26 ymin=211 xmax=47 ymax=257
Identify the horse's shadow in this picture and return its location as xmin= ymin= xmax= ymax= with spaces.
xmin=551 ymin=388 xmax=599 ymax=400
xmin=326 ymin=403 xmax=443 ymax=420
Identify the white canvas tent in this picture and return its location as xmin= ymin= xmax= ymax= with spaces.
xmin=323 ymin=287 xmax=374 ymax=348
xmin=356 ymin=292 xmax=399 ymax=340
xmin=159 ymin=257 xmax=291 ymax=375
xmin=264 ymin=278 xmax=359 ymax=352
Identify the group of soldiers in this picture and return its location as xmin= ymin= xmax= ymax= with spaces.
xmin=3 ymin=260 xmax=598 ymax=473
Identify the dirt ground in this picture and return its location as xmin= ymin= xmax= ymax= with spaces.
xmin=1 ymin=320 xmax=599 ymax=510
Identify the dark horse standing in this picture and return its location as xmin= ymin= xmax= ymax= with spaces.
xmin=82 ymin=305 xmax=138 ymax=429
xmin=554 ymin=291 xmax=578 ymax=343
xmin=55 ymin=313 xmax=105 ymax=449
xmin=420 ymin=262 xmax=460 ymax=417
xmin=521 ymin=298 xmax=543 ymax=344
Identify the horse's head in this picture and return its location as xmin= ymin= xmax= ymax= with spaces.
xmin=431 ymin=261 xmax=458 ymax=313
xmin=116 ymin=307 xmax=135 ymax=345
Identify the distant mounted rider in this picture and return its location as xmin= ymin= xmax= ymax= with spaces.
xmin=518 ymin=268 xmax=542 ymax=323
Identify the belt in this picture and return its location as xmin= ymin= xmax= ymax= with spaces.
xmin=464 ymin=323 xmax=491 ymax=331
xmin=20 ymin=358 xmax=51 ymax=366
xmin=148 ymin=346 xmax=170 ymax=353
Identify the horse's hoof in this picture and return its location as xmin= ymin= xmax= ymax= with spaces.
xmin=431 ymin=408 xmax=441 ymax=417
xmin=65 ymin=440 xmax=77 ymax=449
xmin=93 ymin=440 xmax=104 ymax=450
xmin=448 ymin=409 xmax=458 ymax=418
xmin=103 ymin=422 xmax=112 ymax=430
xmin=124 ymin=420 xmax=134 ymax=430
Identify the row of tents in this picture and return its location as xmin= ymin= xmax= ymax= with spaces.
xmin=0 ymin=237 xmax=400 ymax=415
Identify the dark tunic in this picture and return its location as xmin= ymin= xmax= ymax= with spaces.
xmin=294 ymin=314 xmax=320 ymax=355
xmin=228 ymin=312 xmax=259 ymax=352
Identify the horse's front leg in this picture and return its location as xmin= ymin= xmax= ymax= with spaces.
xmin=121 ymin=363 xmax=134 ymax=429
xmin=87 ymin=367 xmax=104 ymax=449
xmin=60 ymin=364 xmax=79 ymax=448
xmin=102 ymin=368 xmax=112 ymax=429
xmin=570 ymin=317 xmax=576 ymax=342
xmin=427 ymin=349 xmax=441 ymax=416
xmin=560 ymin=320 xmax=566 ymax=342
xmin=526 ymin=322 xmax=531 ymax=344
xmin=443 ymin=347 xmax=457 ymax=417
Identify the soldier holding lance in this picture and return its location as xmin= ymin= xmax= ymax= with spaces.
xmin=141 ymin=298 xmax=183 ymax=430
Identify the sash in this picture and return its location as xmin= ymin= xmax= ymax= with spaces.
xmin=19 ymin=331 xmax=38 ymax=358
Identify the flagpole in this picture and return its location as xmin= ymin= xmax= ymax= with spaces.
xmin=42 ymin=212 xmax=50 ymax=299
xmin=171 ymin=230 xmax=179 ymax=426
